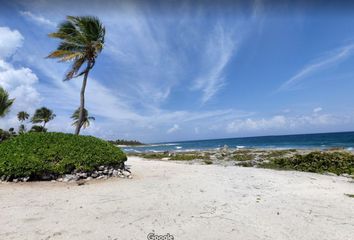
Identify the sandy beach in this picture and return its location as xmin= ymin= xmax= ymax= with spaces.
xmin=0 ymin=156 xmax=353 ymax=240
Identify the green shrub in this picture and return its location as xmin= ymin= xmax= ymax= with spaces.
xmin=139 ymin=153 xmax=169 ymax=159
xmin=170 ymin=153 xmax=208 ymax=161
xmin=0 ymin=132 xmax=127 ymax=179
xmin=260 ymin=151 xmax=354 ymax=175
xmin=30 ymin=125 xmax=47 ymax=132
xmin=266 ymin=150 xmax=295 ymax=158
xmin=232 ymin=153 xmax=254 ymax=161
xmin=203 ymin=159 xmax=213 ymax=165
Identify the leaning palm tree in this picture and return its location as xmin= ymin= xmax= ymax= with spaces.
xmin=31 ymin=107 xmax=56 ymax=128
xmin=0 ymin=86 xmax=15 ymax=118
xmin=71 ymin=107 xmax=95 ymax=129
xmin=17 ymin=111 xmax=29 ymax=122
xmin=47 ymin=16 xmax=105 ymax=135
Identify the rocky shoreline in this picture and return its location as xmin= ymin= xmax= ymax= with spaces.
xmin=0 ymin=165 xmax=132 ymax=183
xmin=130 ymin=146 xmax=354 ymax=179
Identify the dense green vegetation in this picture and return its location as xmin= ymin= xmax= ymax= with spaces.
xmin=260 ymin=151 xmax=354 ymax=175
xmin=0 ymin=132 xmax=127 ymax=179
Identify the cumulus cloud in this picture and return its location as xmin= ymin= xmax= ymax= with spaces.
xmin=0 ymin=27 xmax=41 ymax=130
xmin=0 ymin=60 xmax=40 ymax=111
xmin=0 ymin=27 xmax=24 ymax=59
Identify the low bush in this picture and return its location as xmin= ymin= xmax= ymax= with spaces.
xmin=170 ymin=153 xmax=209 ymax=161
xmin=232 ymin=153 xmax=254 ymax=161
xmin=266 ymin=150 xmax=296 ymax=158
xmin=138 ymin=153 xmax=169 ymax=159
xmin=0 ymin=132 xmax=127 ymax=179
xmin=260 ymin=151 xmax=354 ymax=175
xmin=203 ymin=159 xmax=213 ymax=165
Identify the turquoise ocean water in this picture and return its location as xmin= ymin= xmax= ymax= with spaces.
xmin=122 ymin=131 xmax=354 ymax=153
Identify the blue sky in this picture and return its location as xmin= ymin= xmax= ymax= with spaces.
xmin=1 ymin=0 xmax=354 ymax=142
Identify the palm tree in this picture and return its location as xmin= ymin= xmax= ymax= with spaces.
xmin=71 ymin=107 xmax=95 ymax=129
xmin=17 ymin=111 xmax=29 ymax=134
xmin=17 ymin=111 xmax=29 ymax=122
xmin=47 ymin=16 xmax=105 ymax=135
xmin=31 ymin=107 xmax=56 ymax=128
xmin=0 ymin=86 xmax=15 ymax=118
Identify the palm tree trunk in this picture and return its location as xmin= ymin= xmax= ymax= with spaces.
xmin=75 ymin=61 xmax=91 ymax=135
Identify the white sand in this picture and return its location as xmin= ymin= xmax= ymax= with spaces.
xmin=0 ymin=156 xmax=353 ymax=240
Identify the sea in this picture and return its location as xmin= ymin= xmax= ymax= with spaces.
xmin=121 ymin=131 xmax=354 ymax=153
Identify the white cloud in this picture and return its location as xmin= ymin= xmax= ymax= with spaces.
xmin=0 ymin=27 xmax=24 ymax=59
xmin=0 ymin=60 xmax=40 ymax=112
xmin=227 ymin=115 xmax=287 ymax=133
xmin=278 ymin=43 xmax=354 ymax=91
xmin=20 ymin=11 xmax=56 ymax=27
xmin=0 ymin=27 xmax=41 ymax=130
xmin=192 ymin=24 xmax=237 ymax=103
xmin=313 ymin=107 xmax=322 ymax=113
xmin=226 ymin=113 xmax=346 ymax=134
xmin=167 ymin=124 xmax=180 ymax=134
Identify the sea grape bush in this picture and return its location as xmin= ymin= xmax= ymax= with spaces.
xmin=0 ymin=132 xmax=127 ymax=179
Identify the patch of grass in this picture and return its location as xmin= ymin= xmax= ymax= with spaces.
xmin=232 ymin=149 xmax=252 ymax=154
xmin=237 ymin=161 xmax=254 ymax=167
xmin=232 ymin=153 xmax=254 ymax=161
xmin=138 ymin=152 xmax=211 ymax=161
xmin=170 ymin=153 xmax=208 ymax=161
xmin=139 ymin=153 xmax=169 ymax=159
xmin=0 ymin=132 xmax=127 ymax=179
xmin=260 ymin=151 xmax=354 ymax=175
xmin=203 ymin=159 xmax=213 ymax=165
xmin=266 ymin=150 xmax=295 ymax=158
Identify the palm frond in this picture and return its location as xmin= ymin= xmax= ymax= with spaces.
xmin=48 ymin=16 xmax=105 ymax=81
xmin=31 ymin=107 xmax=56 ymax=124
xmin=71 ymin=107 xmax=95 ymax=129
xmin=65 ymin=57 xmax=86 ymax=80
xmin=0 ymin=87 xmax=15 ymax=117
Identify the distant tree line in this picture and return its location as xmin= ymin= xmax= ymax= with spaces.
xmin=0 ymin=86 xmax=95 ymax=142
xmin=108 ymin=139 xmax=145 ymax=146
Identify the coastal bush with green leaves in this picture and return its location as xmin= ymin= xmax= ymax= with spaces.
xmin=260 ymin=151 xmax=354 ymax=175
xmin=0 ymin=132 xmax=127 ymax=179
xmin=232 ymin=153 xmax=254 ymax=161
